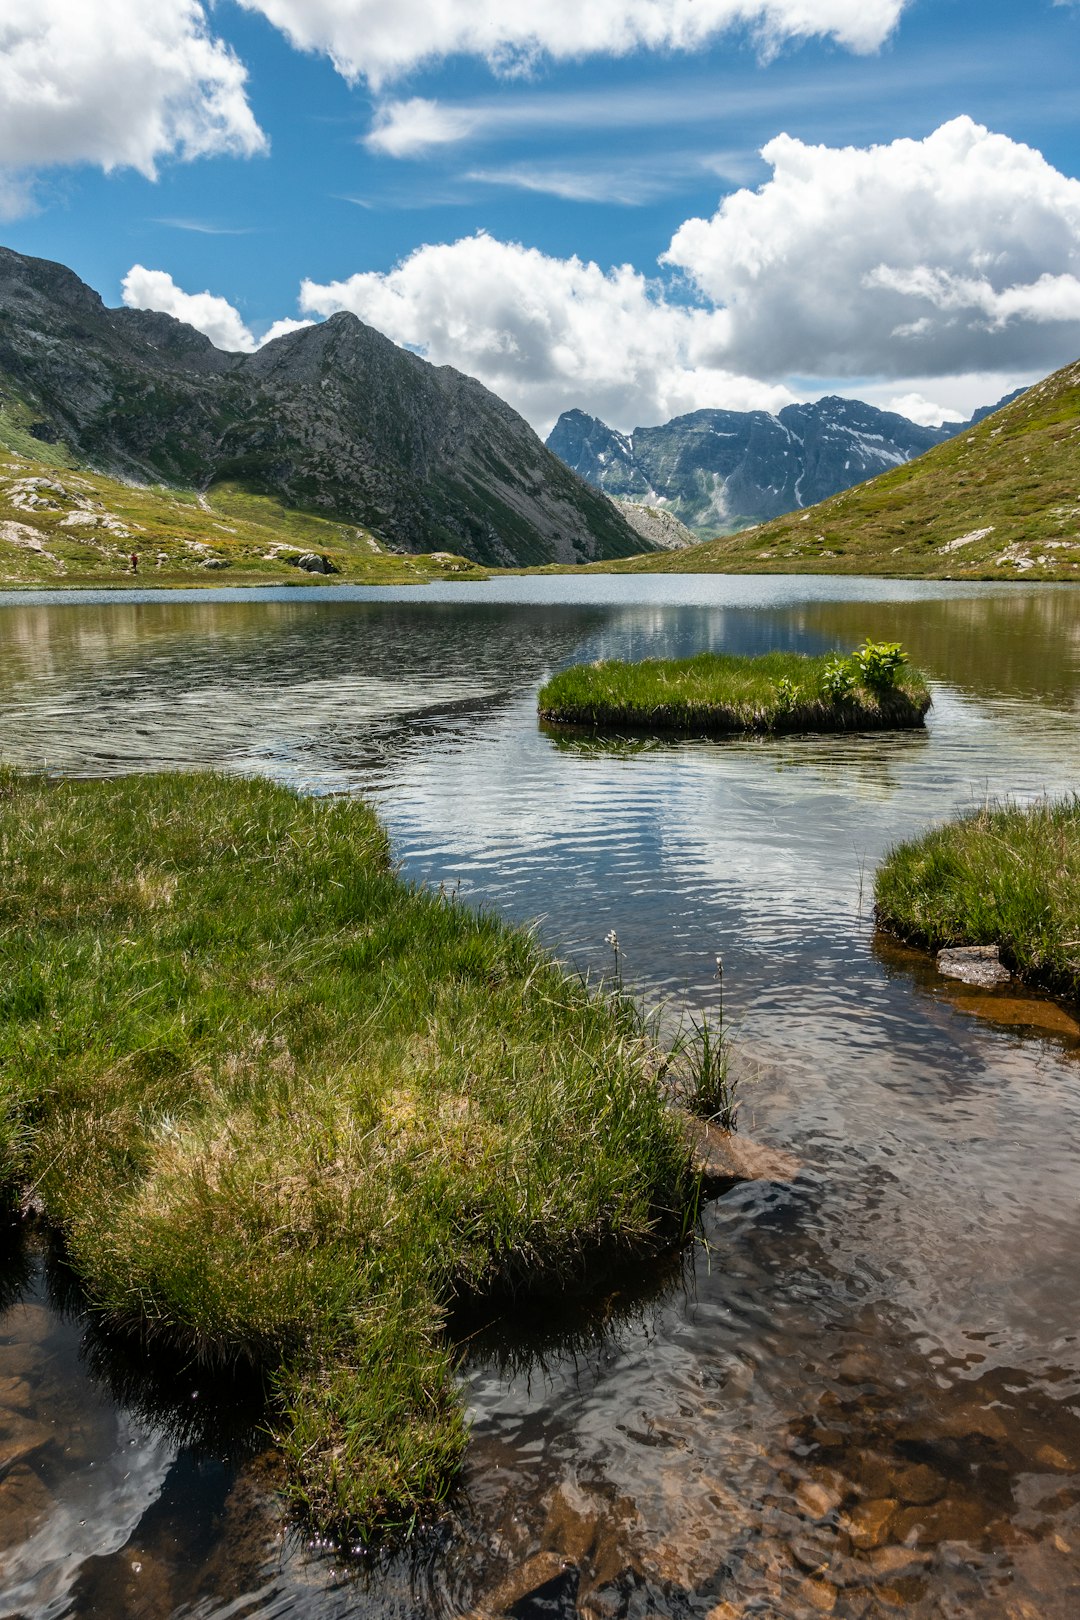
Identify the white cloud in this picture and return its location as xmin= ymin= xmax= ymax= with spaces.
xmin=465 ymin=164 xmax=678 ymax=205
xmin=0 ymin=171 xmax=36 ymax=223
xmin=664 ymin=117 xmax=1080 ymax=378
xmin=259 ymin=317 xmax=316 ymax=345
xmin=881 ymin=393 xmax=964 ymax=428
xmin=365 ymin=99 xmax=479 ymax=158
xmin=239 ymin=0 xmax=908 ymax=88
xmin=299 ymin=233 xmax=794 ymax=435
xmin=120 ymin=267 xmax=310 ymax=353
xmin=0 ymin=2 xmax=265 ymax=183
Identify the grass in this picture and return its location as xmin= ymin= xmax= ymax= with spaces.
xmin=875 ymin=797 xmax=1080 ymax=1002
xmin=555 ymin=357 xmax=1080 ymax=582
xmin=0 ymin=769 xmax=693 ymax=1539
xmin=0 ymin=439 xmax=489 ymax=589
xmin=537 ymin=649 xmax=931 ymax=736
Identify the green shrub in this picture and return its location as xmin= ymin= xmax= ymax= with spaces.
xmin=819 ymin=654 xmax=856 ymax=701
xmin=850 ymin=639 xmax=908 ymax=691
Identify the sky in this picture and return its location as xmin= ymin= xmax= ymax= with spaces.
xmin=1 ymin=0 xmax=1079 ymax=436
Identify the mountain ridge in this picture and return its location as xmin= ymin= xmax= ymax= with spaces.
xmin=547 ymin=393 xmax=1021 ymax=537
xmin=581 ymin=358 xmax=1079 ymax=580
xmin=0 ymin=245 xmax=645 ymax=569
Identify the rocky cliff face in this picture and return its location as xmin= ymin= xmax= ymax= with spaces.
xmin=547 ymin=396 xmax=1013 ymax=536
xmin=0 ymin=246 xmax=645 ymax=568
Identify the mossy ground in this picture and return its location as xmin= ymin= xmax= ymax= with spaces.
xmin=0 ymin=770 xmax=691 ymax=1538
xmin=875 ymin=797 xmax=1080 ymax=1003
xmin=538 ymin=651 xmax=931 ymax=735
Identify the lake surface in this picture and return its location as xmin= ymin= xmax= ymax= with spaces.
xmin=1 ymin=575 xmax=1079 ymax=1620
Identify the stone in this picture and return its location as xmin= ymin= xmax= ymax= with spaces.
xmin=795 ymin=1479 xmax=843 ymax=1521
xmin=0 ymin=1413 xmax=52 ymax=1471
xmin=937 ymin=945 xmax=1011 ymax=989
xmin=682 ymin=1116 xmax=802 ymax=1189
xmin=201 ymin=556 xmax=230 ymax=569
xmin=794 ymin=1576 xmax=837 ymax=1614
xmin=844 ymin=1498 xmax=897 ymax=1550
xmin=866 ymin=1545 xmax=931 ymax=1578
xmin=0 ymin=1377 xmax=34 ymax=1412
xmin=1035 ymin=1443 xmax=1071 ymax=1471
xmin=0 ymin=1462 xmax=54 ymax=1548
xmin=293 ymin=552 xmax=339 ymax=575
xmin=893 ymin=1464 xmax=944 ymax=1506
xmin=704 ymin=1604 xmax=742 ymax=1620
xmin=891 ymin=1496 xmax=985 ymax=1546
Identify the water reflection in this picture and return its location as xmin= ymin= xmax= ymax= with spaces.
xmin=1 ymin=576 xmax=1080 ymax=1617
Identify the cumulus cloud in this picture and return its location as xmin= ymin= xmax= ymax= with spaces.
xmin=120 ymin=267 xmax=311 ymax=353
xmin=882 ymin=393 xmax=965 ymax=428
xmin=0 ymin=2 xmax=264 ymax=186
xmin=299 ymin=233 xmax=794 ymax=434
xmin=664 ymin=117 xmax=1080 ymax=379
xmin=239 ymin=0 xmax=908 ymax=88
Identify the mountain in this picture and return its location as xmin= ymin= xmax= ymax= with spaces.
xmin=590 ymin=359 xmax=1080 ymax=581
xmin=546 ymin=395 xmax=1019 ymax=537
xmin=0 ymin=246 xmax=644 ymax=569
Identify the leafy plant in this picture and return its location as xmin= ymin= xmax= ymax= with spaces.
xmin=820 ymin=654 xmax=856 ymax=701
xmin=850 ymin=639 xmax=908 ymax=691
xmin=774 ymin=676 xmax=801 ymax=712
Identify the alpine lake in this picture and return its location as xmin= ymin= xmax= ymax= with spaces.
xmin=1 ymin=573 xmax=1080 ymax=1620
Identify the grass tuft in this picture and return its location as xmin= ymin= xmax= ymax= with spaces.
xmin=875 ymin=796 xmax=1080 ymax=1002
xmin=0 ymin=768 xmax=692 ymax=1539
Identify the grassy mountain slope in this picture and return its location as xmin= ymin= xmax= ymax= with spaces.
xmin=594 ymin=359 xmax=1080 ymax=580
xmin=0 ymin=434 xmax=489 ymax=589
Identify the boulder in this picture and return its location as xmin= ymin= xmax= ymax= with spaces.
xmin=292 ymin=552 xmax=338 ymax=575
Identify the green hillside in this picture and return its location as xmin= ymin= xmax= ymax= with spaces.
xmin=594 ymin=358 xmax=1080 ymax=580
xmin=0 ymin=438 xmax=487 ymax=589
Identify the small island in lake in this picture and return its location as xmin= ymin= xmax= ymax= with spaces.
xmin=538 ymin=642 xmax=931 ymax=736
xmin=876 ymin=796 xmax=1080 ymax=1003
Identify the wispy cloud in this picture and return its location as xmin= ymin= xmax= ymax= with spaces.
xmin=467 ymin=149 xmax=764 ymax=204
xmin=152 ymin=217 xmax=257 ymax=235
xmin=361 ymin=42 xmax=1061 ymax=161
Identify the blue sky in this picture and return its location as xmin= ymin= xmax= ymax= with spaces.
xmin=2 ymin=0 xmax=1079 ymax=433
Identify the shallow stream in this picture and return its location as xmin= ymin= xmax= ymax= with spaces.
xmin=1 ymin=575 xmax=1079 ymax=1619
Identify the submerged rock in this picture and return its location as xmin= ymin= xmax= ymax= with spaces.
xmin=681 ymin=1116 xmax=802 ymax=1190
xmin=937 ymin=945 xmax=1012 ymax=988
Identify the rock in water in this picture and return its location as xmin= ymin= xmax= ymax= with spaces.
xmin=937 ymin=945 xmax=1012 ymax=988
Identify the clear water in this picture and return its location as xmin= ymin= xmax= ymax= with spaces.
xmin=1 ymin=575 xmax=1079 ymax=1620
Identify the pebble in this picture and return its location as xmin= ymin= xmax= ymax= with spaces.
xmin=891 ymin=1497 xmax=985 ymax=1546
xmin=867 ymin=1545 xmax=931 ymax=1577
xmin=844 ymin=1498 xmax=897 ymax=1550
xmin=893 ymin=1464 xmax=944 ymax=1506
xmin=794 ymin=1576 xmax=837 ymax=1614
xmin=795 ymin=1479 xmax=843 ymax=1520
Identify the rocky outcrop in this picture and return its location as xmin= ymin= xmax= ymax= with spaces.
xmin=613 ymin=499 xmax=695 ymax=550
xmin=0 ymin=246 xmax=646 ymax=569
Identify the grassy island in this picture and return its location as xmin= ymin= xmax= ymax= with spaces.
xmin=875 ymin=797 xmax=1080 ymax=1002
xmin=538 ymin=644 xmax=931 ymax=736
xmin=0 ymin=770 xmax=693 ymax=1538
